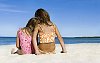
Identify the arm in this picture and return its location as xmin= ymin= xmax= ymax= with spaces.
xmin=32 ymin=25 xmax=40 ymax=55
xmin=16 ymin=31 xmax=20 ymax=49
xmin=54 ymin=24 xmax=67 ymax=53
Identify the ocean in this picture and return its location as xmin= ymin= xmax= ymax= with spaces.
xmin=0 ymin=37 xmax=100 ymax=45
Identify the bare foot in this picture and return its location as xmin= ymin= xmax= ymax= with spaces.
xmin=11 ymin=48 xmax=16 ymax=54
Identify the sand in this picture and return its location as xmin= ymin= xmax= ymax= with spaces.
xmin=0 ymin=44 xmax=100 ymax=63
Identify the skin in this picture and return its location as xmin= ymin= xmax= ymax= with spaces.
xmin=16 ymin=30 xmax=23 ymax=55
xmin=32 ymin=24 xmax=67 ymax=55
xmin=16 ymin=31 xmax=20 ymax=49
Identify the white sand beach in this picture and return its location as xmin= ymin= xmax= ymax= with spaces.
xmin=0 ymin=44 xmax=100 ymax=63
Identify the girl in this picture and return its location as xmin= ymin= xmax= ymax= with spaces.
xmin=32 ymin=8 xmax=67 ymax=55
xmin=11 ymin=17 xmax=39 ymax=55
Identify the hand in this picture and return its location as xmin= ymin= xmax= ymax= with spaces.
xmin=61 ymin=50 xmax=67 ymax=53
xmin=35 ymin=51 xmax=41 ymax=55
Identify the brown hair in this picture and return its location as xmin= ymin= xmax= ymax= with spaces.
xmin=22 ymin=27 xmax=32 ymax=36
xmin=26 ymin=17 xmax=40 ymax=31
xmin=25 ymin=17 xmax=40 ymax=35
xmin=35 ymin=8 xmax=53 ymax=26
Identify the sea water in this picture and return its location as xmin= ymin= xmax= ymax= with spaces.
xmin=0 ymin=37 xmax=100 ymax=45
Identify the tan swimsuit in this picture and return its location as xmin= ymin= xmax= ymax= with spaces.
xmin=38 ymin=25 xmax=56 ymax=54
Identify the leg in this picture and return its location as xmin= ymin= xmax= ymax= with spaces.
xmin=11 ymin=48 xmax=17 ymax=54
xmin=16 ymin=49 xmax=23 ymax=55
xmin=11 ymin=48 xmax=23 ymax=55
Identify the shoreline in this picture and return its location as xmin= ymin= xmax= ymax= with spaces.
xmin=0 ymin=43 xmax=99 ymax=45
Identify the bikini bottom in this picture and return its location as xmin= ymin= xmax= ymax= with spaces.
xmin=38 ymin=42 xmax=55 ymax=54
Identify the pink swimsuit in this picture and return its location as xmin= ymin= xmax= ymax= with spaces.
xmin=18 ymin=29 xmax=32 ymax=54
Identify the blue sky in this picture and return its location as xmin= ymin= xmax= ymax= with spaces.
xmin=0 ymin=0 xmax=100 ymax=37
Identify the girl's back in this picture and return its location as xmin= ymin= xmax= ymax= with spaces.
xmin=18 ymin=28 xmax=32 ymax=54
xmin=35 ymin=24 xmax=56 ymax=54
xmin=38 ymin=24 xmax=56 ymax=43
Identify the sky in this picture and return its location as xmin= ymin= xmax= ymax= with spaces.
xmin=0 ymin=0 xmax=100 ymax=37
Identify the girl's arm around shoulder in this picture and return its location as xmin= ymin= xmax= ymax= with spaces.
xmin=32 ymin=24 xmax=41 ymax=55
